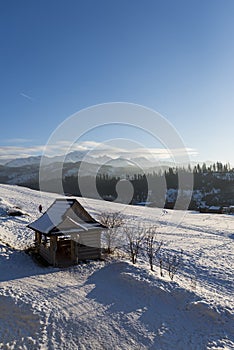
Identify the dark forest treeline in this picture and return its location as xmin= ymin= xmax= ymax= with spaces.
xmin=45 ymin=162 xmax=234 ymax=209
xmin=26 ymin=161 xmax=234 ymax=210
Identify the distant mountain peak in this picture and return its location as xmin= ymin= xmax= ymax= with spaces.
xmin=5 ymin=156 xmax=43 ymax=167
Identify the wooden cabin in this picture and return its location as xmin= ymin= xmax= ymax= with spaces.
xmin=199 ymin=205 xmax=223 ymax=214
xmin=28 ymin=198 xmax=105 ymax=267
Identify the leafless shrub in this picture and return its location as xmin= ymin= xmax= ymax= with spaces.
xmin=99 ymin=212 xmax=124 ymax=229
xmin=163 ymin=249 xmax=183 ymax=280
xmin=99 ymin=212 xmax=124 ymax=254
xmin=159 ymin=258 xmax=164 ymax=277
xmin=145 ymin=227 xmax=163 ymax=271
xmin=123 ymin=224 xmax=146 ymax=264
xmin=102 ymin=227 xmax=120 ymax=254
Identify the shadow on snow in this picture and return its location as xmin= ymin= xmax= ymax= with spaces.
xmin=0 ymin=243 xmax=56 ymax=282
xmin=85 ymin=261 xmax=234 ymax=349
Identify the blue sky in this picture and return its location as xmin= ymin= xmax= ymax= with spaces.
xmin=0 ymin=0 xmax=234 ymax=165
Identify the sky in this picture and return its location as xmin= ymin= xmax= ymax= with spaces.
xmin=0 ymin=0 xmax=234 ymax=165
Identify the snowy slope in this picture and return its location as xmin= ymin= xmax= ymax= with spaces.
xmin=0 ymin=184 xmax=233 ymax=349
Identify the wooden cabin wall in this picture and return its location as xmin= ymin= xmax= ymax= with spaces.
xmin=77 ymin=230 xmax=101 ymax=260
xmin=78 ymin=230 xmax=101 ymax=249
xmin=34 ymin=228 xmax=103 ymax=266
xmin=77 ymin=245 xmax=101 ymax=260
xmin=39 ymin=245 xmax=53 ymax=264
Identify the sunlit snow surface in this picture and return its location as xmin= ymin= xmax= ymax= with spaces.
xmin=0 ymin=184 xmax=233 ymax=349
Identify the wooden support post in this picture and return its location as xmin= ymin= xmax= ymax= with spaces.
xmin=50 ymin=236 xmax=58 ymax=266
xmin=71 ymin=240 xmax=75 ymax=263
xmin=38 ymin=232 xmax=42 ymax=244
xmin=35 ymin=231 xmax=41 ymax=243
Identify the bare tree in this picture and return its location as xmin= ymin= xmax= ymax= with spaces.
xmin=159 ymin=258 xmax=164 ymax=277
xmin=99 ymin=211 xmax=124 ymax=229
xmin=99 ymin=212 xmax=124 ymax=254
xmin=164 ymin=249 xmax=183 ymax=280
xmin=145 ymin=227 xmax=163 ymax=271
xmin=124 ymin=224 xmax=146 ymax=264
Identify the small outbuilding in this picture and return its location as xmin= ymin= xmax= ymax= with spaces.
xmin=199 ymin=205 xmax=223 ymax=214
xmin=28 ymin=198 xmax=105 ymax=266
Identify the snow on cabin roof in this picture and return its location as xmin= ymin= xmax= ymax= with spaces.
xmin=28 ymin=198 xmax=102 ymax=235
xmin=28 ymin=199 xmax=72 ymax=234
xmin=209 ymin=206 xmax=222 ymax=210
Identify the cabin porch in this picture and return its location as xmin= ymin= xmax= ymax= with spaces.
xmin=34 ymin=231 xmax=101 ymax=267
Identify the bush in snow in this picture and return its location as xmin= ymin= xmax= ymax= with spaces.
xmin=161 ymin=249 xmax=184 ymax=281
xmin=99 ymin=212 xmax=124 ymax=254
xmin=123 ymin=224 xmax=146 ymax=264
xmin=144 ymin=227 xmax=163 ymax=271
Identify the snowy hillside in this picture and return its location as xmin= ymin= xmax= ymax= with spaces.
xmin=0 ymin=184 xmax=233 ymax=349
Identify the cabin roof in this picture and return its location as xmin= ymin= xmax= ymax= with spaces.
xmin=28 ymin=198 xmax=104 ymax=235
xmin=209 ymin=206 xmax=222 ymax=210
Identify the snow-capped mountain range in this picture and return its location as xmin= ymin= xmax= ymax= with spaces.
xmin=0 ymin=152 xmax=158 ymax=188
xmin=4 ymin=151 xmax=157 ymax=169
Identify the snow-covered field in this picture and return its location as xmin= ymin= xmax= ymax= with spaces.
xmin=0 ymin=184 xmax=233 ymax=349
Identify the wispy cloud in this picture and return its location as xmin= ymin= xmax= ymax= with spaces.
xmin=0 ymin=145 xmax=45 ymax=161
xmin=56 ymin=141 xmax=198 ymax=160
xmin=3 ymin=138 xmax=33 ymax=144
xmin=0 ymin=140 xmax=198 ymax=163
xmin=20 ymin=92 xmax=34 ymax=101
